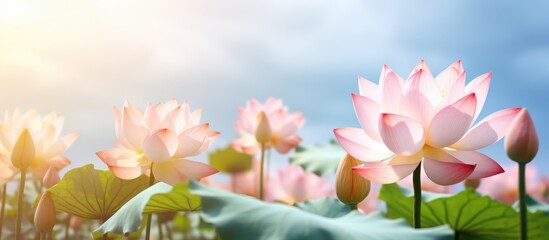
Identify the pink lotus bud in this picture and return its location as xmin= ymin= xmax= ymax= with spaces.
xmin=34 ymin=192 xmax=57 ymax=233
xmin=336 ymin=154 xmax=370 ymax=205
xmin=11 ymin=128 xmax=35 ymax=169
xmin=504 ymin=108 xmax=539 ymax=163
xmin=43 ymin=166 xmax=60 ymax=189
xmin=255 ymin=111 xmax=272 ymax=145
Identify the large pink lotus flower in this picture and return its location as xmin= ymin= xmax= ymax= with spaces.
xmin=96 ymin=99 xmax=219 ymax=185
xmin=267 ymin=165 xmax=332 ymax=204
xmin=335 ymin=60 xmax=520 ymax=185
xmin=477 ymin=165 xmax=547 ymax=204
xmin=232 ymin=98 xmax=304 ymax=155
xmin=0 ymin=109 xmax=78 ymax=184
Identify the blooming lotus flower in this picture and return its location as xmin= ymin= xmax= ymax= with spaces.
xmin=232 ymin=98 xmax=304 ymax=155
xmin=335 ymin=60 xmax=519 ymax=185
xmin=0 ymin=109 xmax=78 ymax=181
xmin=267 ymin=165 xmax=332 ymax=204
xmin=97 ymin=99 xmax=219 ymax=185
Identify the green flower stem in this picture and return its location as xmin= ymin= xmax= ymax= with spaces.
xmin=518 ymin=162 xmax=527 ymax=240
xmin=0 ymin=184 xmax=7 ymax=240
xmin=65 ymin=215 xmax=70 ymax=240
xmin=145 ymin=163 xmax=156 ymax=240
xmin=158 ymin=215 xmax=163 ymax=240
xmin=16 ymin=168 xmax=27 ymax=240
xmin=348 ymin=203 xmax=358 ymax=211
xmin=231 ymin=173 xmax=237 ymax=192
xmin=412 ymin=163 xmax=422 ymax=229
xmin=259 ymin=143 xmax=266 ymax=201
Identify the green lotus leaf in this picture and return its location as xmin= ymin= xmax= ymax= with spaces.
xmin=95 ymin=181 xmax=200 ymax=235
xmin=289 ymin=140 xmax=345 ymax=176
xmin=209 ymin=145 xmax=253 ymax=173
xmin=189 ymin=180 xmax=453 ymax=240
xmin=380 ymin=183 xmax=549 ymax=239
xmin=47 ymin=164 xmax=149 ymax=220
xmin=295 ymin=198 xmax=351 ymax=218
xmin=514 ymin=195 xmax=549 ymax=217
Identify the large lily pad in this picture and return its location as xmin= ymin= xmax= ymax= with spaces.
xmin=380 ymin=184 xmax=549 ymax=239
xmin=189 ymin=180 xmax=453 ymax=240
xmin=95 ymin=182 xmax=200 ymax=235
xmin=209 ymin=145 xmax=253 ymax=173
xmin=289 ymin=140 xmax=345 ymax=176
xmin=47 ymin=164 xmax=149 ymax=220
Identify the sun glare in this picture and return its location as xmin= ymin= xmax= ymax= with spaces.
xmin=0 ymin=0 xmax=33 ymax=22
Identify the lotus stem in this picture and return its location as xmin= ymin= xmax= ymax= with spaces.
xmin=65 ymin=215 xmax=70 ymax=240
xmin=0 ymin=184 xmax=7 ymax=240
xmin=102 ymin=232 xmax=108 ymax=240
xmin=16 ymin=169 xmax=27 ymax=240
xmin=259 ymin=143 xmax=266 ymax=200
xmin=412 ymin=163 xmax=422 ymax=228
xmin=158 ymin=215 xmax=163 ymax=240
xmin=348 ymin=203 xmax=358 ymax=211
xmin=231 ymin=174 xmax=237 ymax=192
xmin=518 ymin=162 xmax=527 ymax=240
xmin=145 ymin=163 xmax=155 ymax=240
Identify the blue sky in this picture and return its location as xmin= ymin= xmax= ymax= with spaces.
xmin=0 ymin=1 xmax=548 ymax=177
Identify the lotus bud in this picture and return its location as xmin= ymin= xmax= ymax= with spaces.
xmin=11 ymin=128 xmax=35 ymax=169
xmin=43 ymin=166 xmax=60 ymax=189
xmin=504 ymin=108 xmax=539 ymax=163
xmin=34 ymin=192 xmax=57 ymax=233
xmin=255 ymin=111 xmax=272 ymax=145
xmin=464 ymin=178 xmax=480 ymax=189
xmin=335 ymin=154 xmax=370 ymax=205
xmin=69 ymin=216 xmax=81 ymax=230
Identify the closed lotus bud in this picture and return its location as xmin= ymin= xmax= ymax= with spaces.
xmin=34 ymin=192 xmax=57 ymax=233
xmin=504 ymin=108 xmax=539 ymax=163
xmin=335 ymin=154 xmax=370 ymax=205
xmin=11 ymin=128 xmax=35 ymax=169
xmin=255 ymin=111 xmax=272 ymax=144
xmin=464 ymin=178 xmax=480 ymax=189
xmin=43 ymin=166 xmax=60 ymax=189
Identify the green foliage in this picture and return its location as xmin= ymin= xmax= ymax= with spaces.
xmin=295 ymin=198 xmax=351 ymax=218
xmin=189 ymin=180 xmax=453 ymax=240
xmin=47 ymin=164 xmax=150 ymax=220
xmin=95 ymin=182 xmax=200 ymax=235
xmin=289 ymin=140 xmax=345 ymax=176
xmin=209 ymin=145 xmax=253 ymax=173
xmin=515 ymin=195 xmax=549 ymax=217
xmin=380 ymin=184 xmax=549 ymax=240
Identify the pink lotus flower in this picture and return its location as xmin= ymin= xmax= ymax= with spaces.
xmin=97 ymin=99 xmax=219 ymax=185
xmin=204 ymin=160 xmax=262 ymax=198
xmin=0 ymin=109 xmax=78 ymax=183
xmin=335 ymin=60 xmax=519 ymax=185
xmin=267 ymin=165 xmax=332 ymax=204
xmin=357 ymin=185 xmax=380 ymax=213
xmin=477 ymin=165 xmax=544 ymax=204
xmin=232 ymin=98 xmax=304 ymax=155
